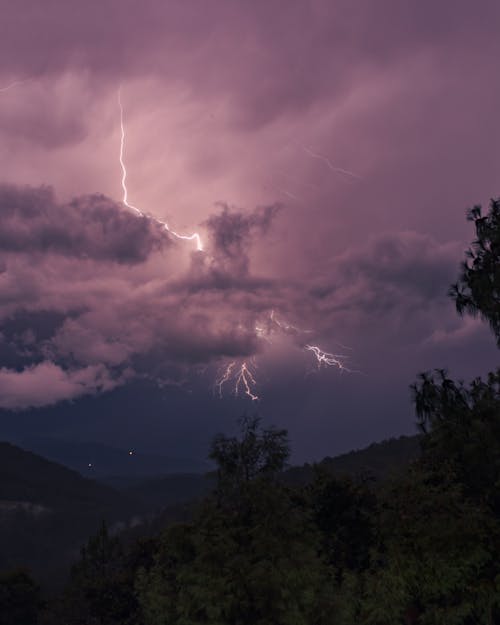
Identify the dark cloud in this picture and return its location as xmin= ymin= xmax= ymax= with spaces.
xmin=0 ymin=183 xmax=483 ymax=416
xmin=2 ymin=0 xmax=499 ymax=130
xmin=311 ymin=231 xmax=461 ymax=317
xmin=0 ymin=184 xmax=167 ymax=263
xmin=204 ymin=202 xmax=281 ymax=276
xmin=0 ymin=0 xmax=499 ymax=457
xmin=0 ymin=186 xmax=287 ymax=408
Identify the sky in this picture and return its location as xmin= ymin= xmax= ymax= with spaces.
xmin=0 ymin=0 xmax=499 ymax=464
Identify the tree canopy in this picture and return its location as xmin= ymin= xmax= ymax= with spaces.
xmin=450 ymin=198 xmax=500 ymax=345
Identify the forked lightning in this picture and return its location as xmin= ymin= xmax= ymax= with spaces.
xmin=216 ymin=361 xmax=259 ymax=401
xmin=305 ymin=344 xmax=350 ymax=372
xmin=118 ymin=90 xmax=203 ymax=251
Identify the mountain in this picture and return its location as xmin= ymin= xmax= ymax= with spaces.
xmin=321 ymin=434 xmax=421 ymax=478
xmin=12 ymin=436 xmax=210 ymax=478
xmin=284 ymin=434 xmax=422 ymax=486
xmin=0 ymin=442 xmax=145 ymax=586
xmin=122 ymin=473 xmax=215 ymax=510
xmin=111 ymin=435 xmax=422 ymax=512
xmin=0 ymin=433 xmax=422 ymax=587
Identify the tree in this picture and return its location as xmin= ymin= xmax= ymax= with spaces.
xmin=62 ymin=521 xmax=139 ymax=625
xmin=450 ymin=198 xmax=500 ymax=345
xmin=0 ymin=569 xmax=42 ymax=625
xmin=138 ymin=417 xmax=332 ymax=625
xmin=353 ymin=467 xmax=500 ymax=625
xmin=394 ymin=199 xmax=500 ymax=624
xmin=209 ymin=415 xmax=289 ymax=501
xmin=308 ymin=469 xmax=377 ymax=579
xmin=412 ymin=369 xmax=500 ymax=515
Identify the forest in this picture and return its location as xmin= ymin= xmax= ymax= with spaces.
xmin=1 ymin=200 xmax=499 ymax=624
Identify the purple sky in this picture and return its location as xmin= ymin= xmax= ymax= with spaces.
xmin=0 ymin=0 xmax=499 ymax=463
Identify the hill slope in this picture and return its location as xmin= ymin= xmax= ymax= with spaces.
xmin=113 ymin=435 xmax=422 ymax=510
xmin=13 ymin=436 xmax=210 ymax=478
xmin=0 ymin=442 xmax=143 ymax=586
xmin=321 ymin=434 xmax=421 ymax=478
xmin=0 ymin=434 xmax=422 ymax=585
xmin=284 ymin=435 xmax=421 ymax=486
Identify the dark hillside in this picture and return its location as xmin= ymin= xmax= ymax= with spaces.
xmin=113 ymin=435 xmax=422 ymax=511
xmin=0 ymin=442 xmax=143 ymax=587
xmin=283 ymin=434 xmax=421 ymax=486
xmin=0 ymin=442 xmax=132 ymax=509
xmin=321 ymin=434 xmax=421 ymax=478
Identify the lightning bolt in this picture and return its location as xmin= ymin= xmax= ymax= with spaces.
xmin=254 ymin=324 xmax=272 ymax=343
xmin=215 ymin=360 xmax=259 ymax=401
xmin=0 ymin=78 xmax=31 ymax=93
xmin=270 ymin=313 xmax=351 ymax=372
xmin=274 ymin=186 xmax=301 ymax=202
xmin=215 ymin=361 xmax=235 ymax=398
xmin=215 ymin=312 xmax=353 ymax=401
xmin=298 ymin=143 xmax=361 ymax=180
xmin=270 ymin=309 xmax=309 ymax=334
xmin=235 ymin=361 xmax=259 ymax=401
xmin=118 ymin=89 xmax=203 ymax=251
xmin=118 ymin=90 xmax=354 ymax=395
xmin=4 ymin=80 xmax=356 ymax=403
xmin=305 ymin=344 xmax=350 ymax=372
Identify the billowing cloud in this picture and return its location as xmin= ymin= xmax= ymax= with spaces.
xmin=205 ymin=202 xmax=281 ymax=276
xmin=0 ymin=361 xmax=122 ymax=410
xmin=0 ymin=179 xmax=474 ymax=411
xmin=0 ymin=183 xmax=289 ymax=406
xmin=311 ymin=231 xmax=461 ymax=317
xmin=0 ymin=184 xmax=167 ymax=263
xmin=0 ymin=0 xmax=498 ymax=458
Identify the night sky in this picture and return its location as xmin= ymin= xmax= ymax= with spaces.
xmin=0 ymin=0 xmax=499 ymax=464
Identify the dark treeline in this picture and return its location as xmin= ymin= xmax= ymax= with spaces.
xmin=2 ymin=200 xmax=500 ymax=623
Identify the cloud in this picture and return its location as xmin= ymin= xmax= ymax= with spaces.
xmin=2 ymin=0 xmax=499 ymax=130
xmin=0 ymin=183 xmax=290 ymax=407
xmin=204 ymin=202 xmax=281 ymax=276
xmin=0 ymin=361 xmax=122 ymax=410
xmin=0 ymin=0 xmax=499 ymax=458
xmin=311 ymin=231 xmax=461 ymax=317
xmin=423 ymin=316 xmax=486 ymax=348
xmin=0 ymin=184 xmax=168 ymax=263
xmin=0 ymin=184 xmax=470 ymax=406
xmin=0 ymin=75 xmax=89 ymax=148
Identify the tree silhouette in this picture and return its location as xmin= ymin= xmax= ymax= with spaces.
xmin=0 ymin=569 xmax=42 ymax=625
xmin=138 ymin=417 xmax=332 ymax=625
xmin=209 ymin=415 xmax=289 ymax=501
xmin=450 ymin=198 xmax=500 ymax=345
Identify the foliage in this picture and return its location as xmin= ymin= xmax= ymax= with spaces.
xmin=209 ymin=415 xmax=289 ymax=498
xmin=355 ymin=468 xmax=500 ymax=624
xmin=308 ymin=469 xmax=377 ymax=578
xmin=0 ymin=568 xmax=42 ymax=625
xmin=138 ymin=418 xmax=331 ymax=625
xmin=450 ymin=198 xmax=500 ymax=345
xmin=55 ymin=521 xmax=149 ymax=625
xmin=412 ymin=368 xmax=500 ymax=514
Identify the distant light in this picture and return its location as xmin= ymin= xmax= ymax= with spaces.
xmin=88 ymin=463 xmax=92 ymax=468
xmin=129 ymin=451 xmax=133 ymax=455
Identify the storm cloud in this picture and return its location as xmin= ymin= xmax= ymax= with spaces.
xmin=0 ymin=184 xmax=289 ymax=407
xmin=0 ymin=184 xmax=167 ymax=263
xmin=0 ymin=181 xmax=480 ymax=410
xmin=0 ymin=0 xmax=498 ymax=458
